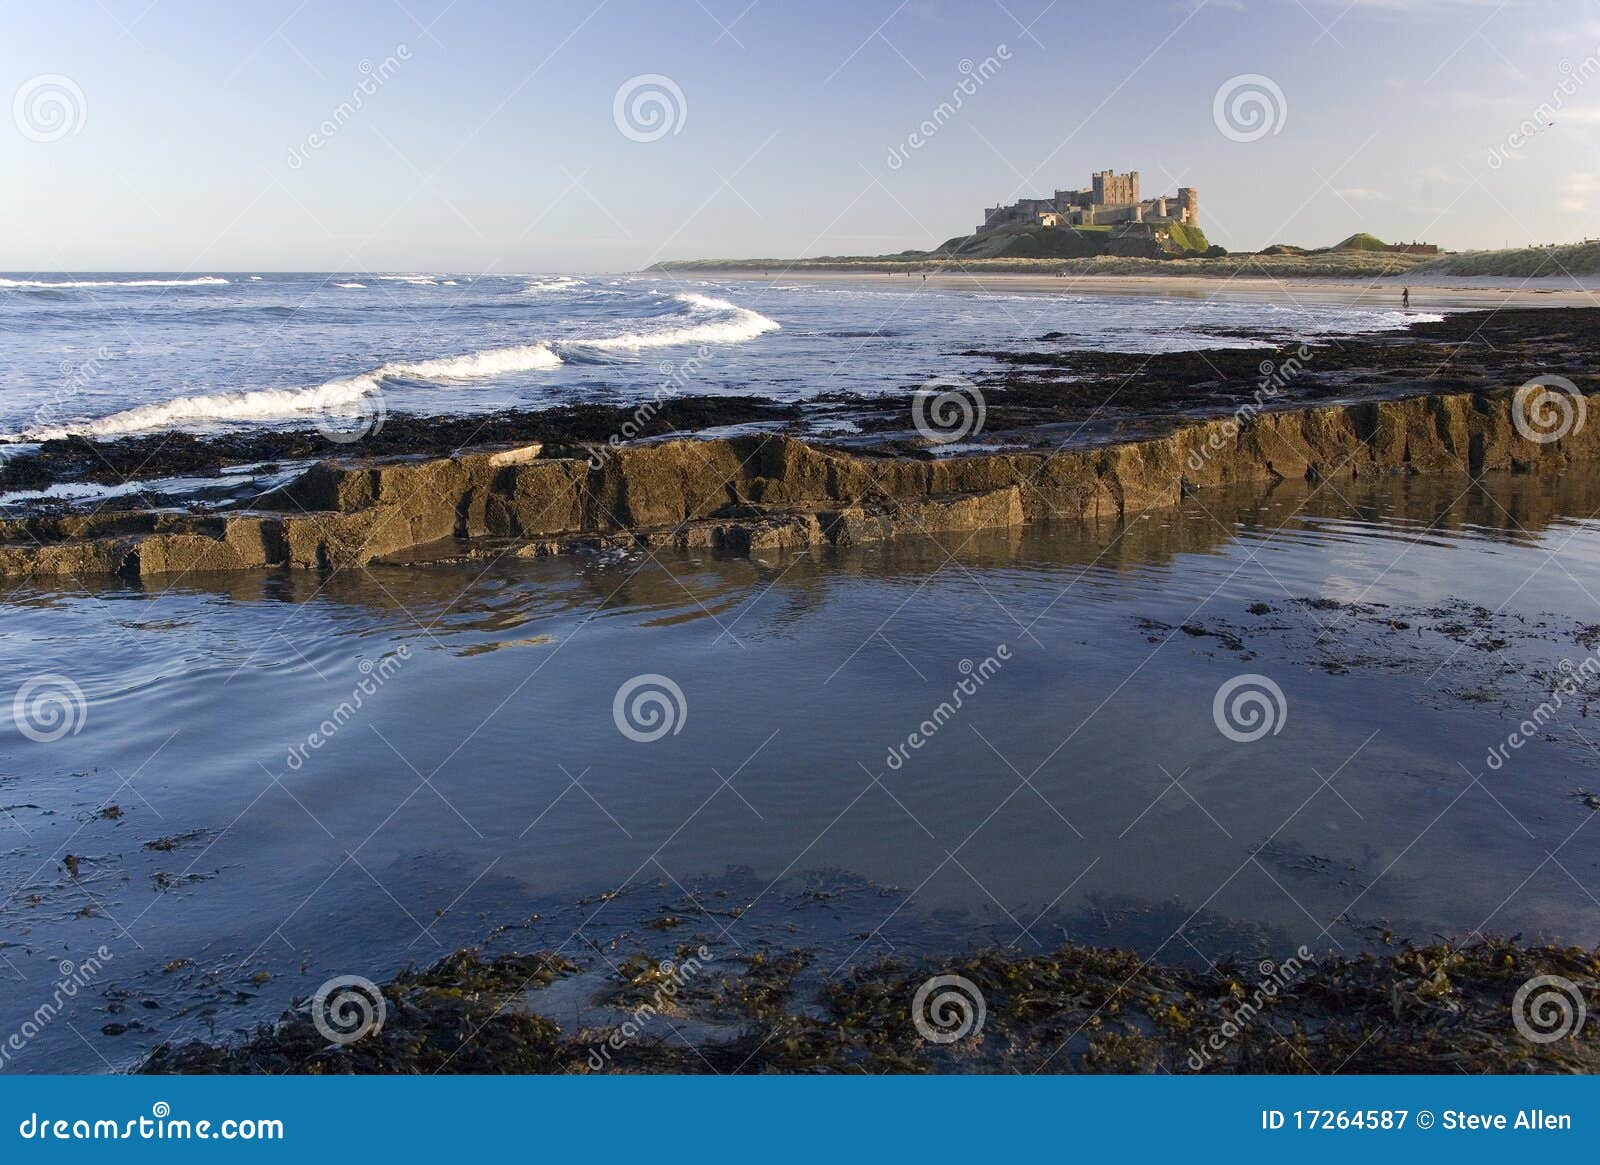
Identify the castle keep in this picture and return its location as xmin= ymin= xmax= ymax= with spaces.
xmin=978 ymin=170 xmax=1197 ymax=233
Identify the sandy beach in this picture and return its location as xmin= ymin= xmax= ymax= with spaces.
xmin=669 ymin=266 xmax=1600 ymax=310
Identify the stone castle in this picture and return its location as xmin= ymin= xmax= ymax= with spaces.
xmin=978 ymin=170 xmax=1197 ymax=233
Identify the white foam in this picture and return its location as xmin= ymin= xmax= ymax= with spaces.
xmin=522 ymin=275 xmax=584 ymax=294
xmin=0 ymin=276 xmax=230 ymax=289
xmin=16 ymin=292 xmax=778 ymax=440
xmin=376 ymin=275 xmax=439 ymax=285
xmin=565 ymin=293 xmax=779 ymax=351
xmin=334 ymin=282 xmax=366 ymax=289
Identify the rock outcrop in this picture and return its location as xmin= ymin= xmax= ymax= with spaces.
xmin=1 ymin=386 xmax=1593 ymax=580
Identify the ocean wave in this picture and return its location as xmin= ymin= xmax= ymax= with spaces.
xmin=560 ymin=294 xmax=779 ymax=352
xmin=0 ymin=275 xmax=230 ymax=289
xmin=334 ymin=282 xmax=366 ymax=289
xmin=522 ymin=275 xmax=585 ymax=294
xmin=376 ymin=275 xmax=439 ymax=285
xmin=13 ymin=293 xmax=779 ymax=440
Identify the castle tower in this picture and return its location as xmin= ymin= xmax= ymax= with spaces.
xmin=1178 ymin=187 xmax=1198 ymax=226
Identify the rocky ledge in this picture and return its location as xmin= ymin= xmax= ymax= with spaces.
xmin=2 ymin=385 xmax=1595 ymax=580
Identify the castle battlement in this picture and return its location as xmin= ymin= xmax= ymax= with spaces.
xmin=979 ymin=170 xmax=1197 ymax=233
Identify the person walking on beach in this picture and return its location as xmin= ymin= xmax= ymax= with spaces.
xmin=1402 ymin=287 xmax=1410 ymax=310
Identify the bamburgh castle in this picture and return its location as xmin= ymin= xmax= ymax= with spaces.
xmin=978 ymin=170 xmax=1198 ymax=233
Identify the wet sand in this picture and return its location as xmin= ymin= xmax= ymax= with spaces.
xmin=678 ymin=267 xmax=1600 ymax=310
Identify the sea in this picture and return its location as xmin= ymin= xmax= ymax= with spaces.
xmin=2 ymin=273 xmax=1593 ymax=1073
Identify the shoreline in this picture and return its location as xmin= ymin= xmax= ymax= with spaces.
xmin=661 ymin=266 xmax=1600 ymax=309
xmin=140 ymin=927 xmax=1600 ymax=1074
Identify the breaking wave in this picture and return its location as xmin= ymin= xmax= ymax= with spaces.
xmin=13 ymin=293 xmax=779 ymax=440
xmin=0 ymin=275 xmax=230 ymax=289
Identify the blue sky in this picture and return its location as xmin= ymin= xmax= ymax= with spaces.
xmin=3 ymin=0 xmax=1597 ymax=270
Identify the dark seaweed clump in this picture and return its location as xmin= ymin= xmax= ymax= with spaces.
xmin=141 ymin=936 xmax=1599 ymax=1075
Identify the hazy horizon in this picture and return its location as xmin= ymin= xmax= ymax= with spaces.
xmin=6 ymin=0 xmax=1599 ymax=271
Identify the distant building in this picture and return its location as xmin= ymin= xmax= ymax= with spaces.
xmin=978 ymin=170 xmax=1198 ymax=233
xmin=1385 ymin=242 xmax=1440 ymax=255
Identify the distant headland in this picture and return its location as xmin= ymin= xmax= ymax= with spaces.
xmin=650 ymin=165 xmax=1600 ymax=281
